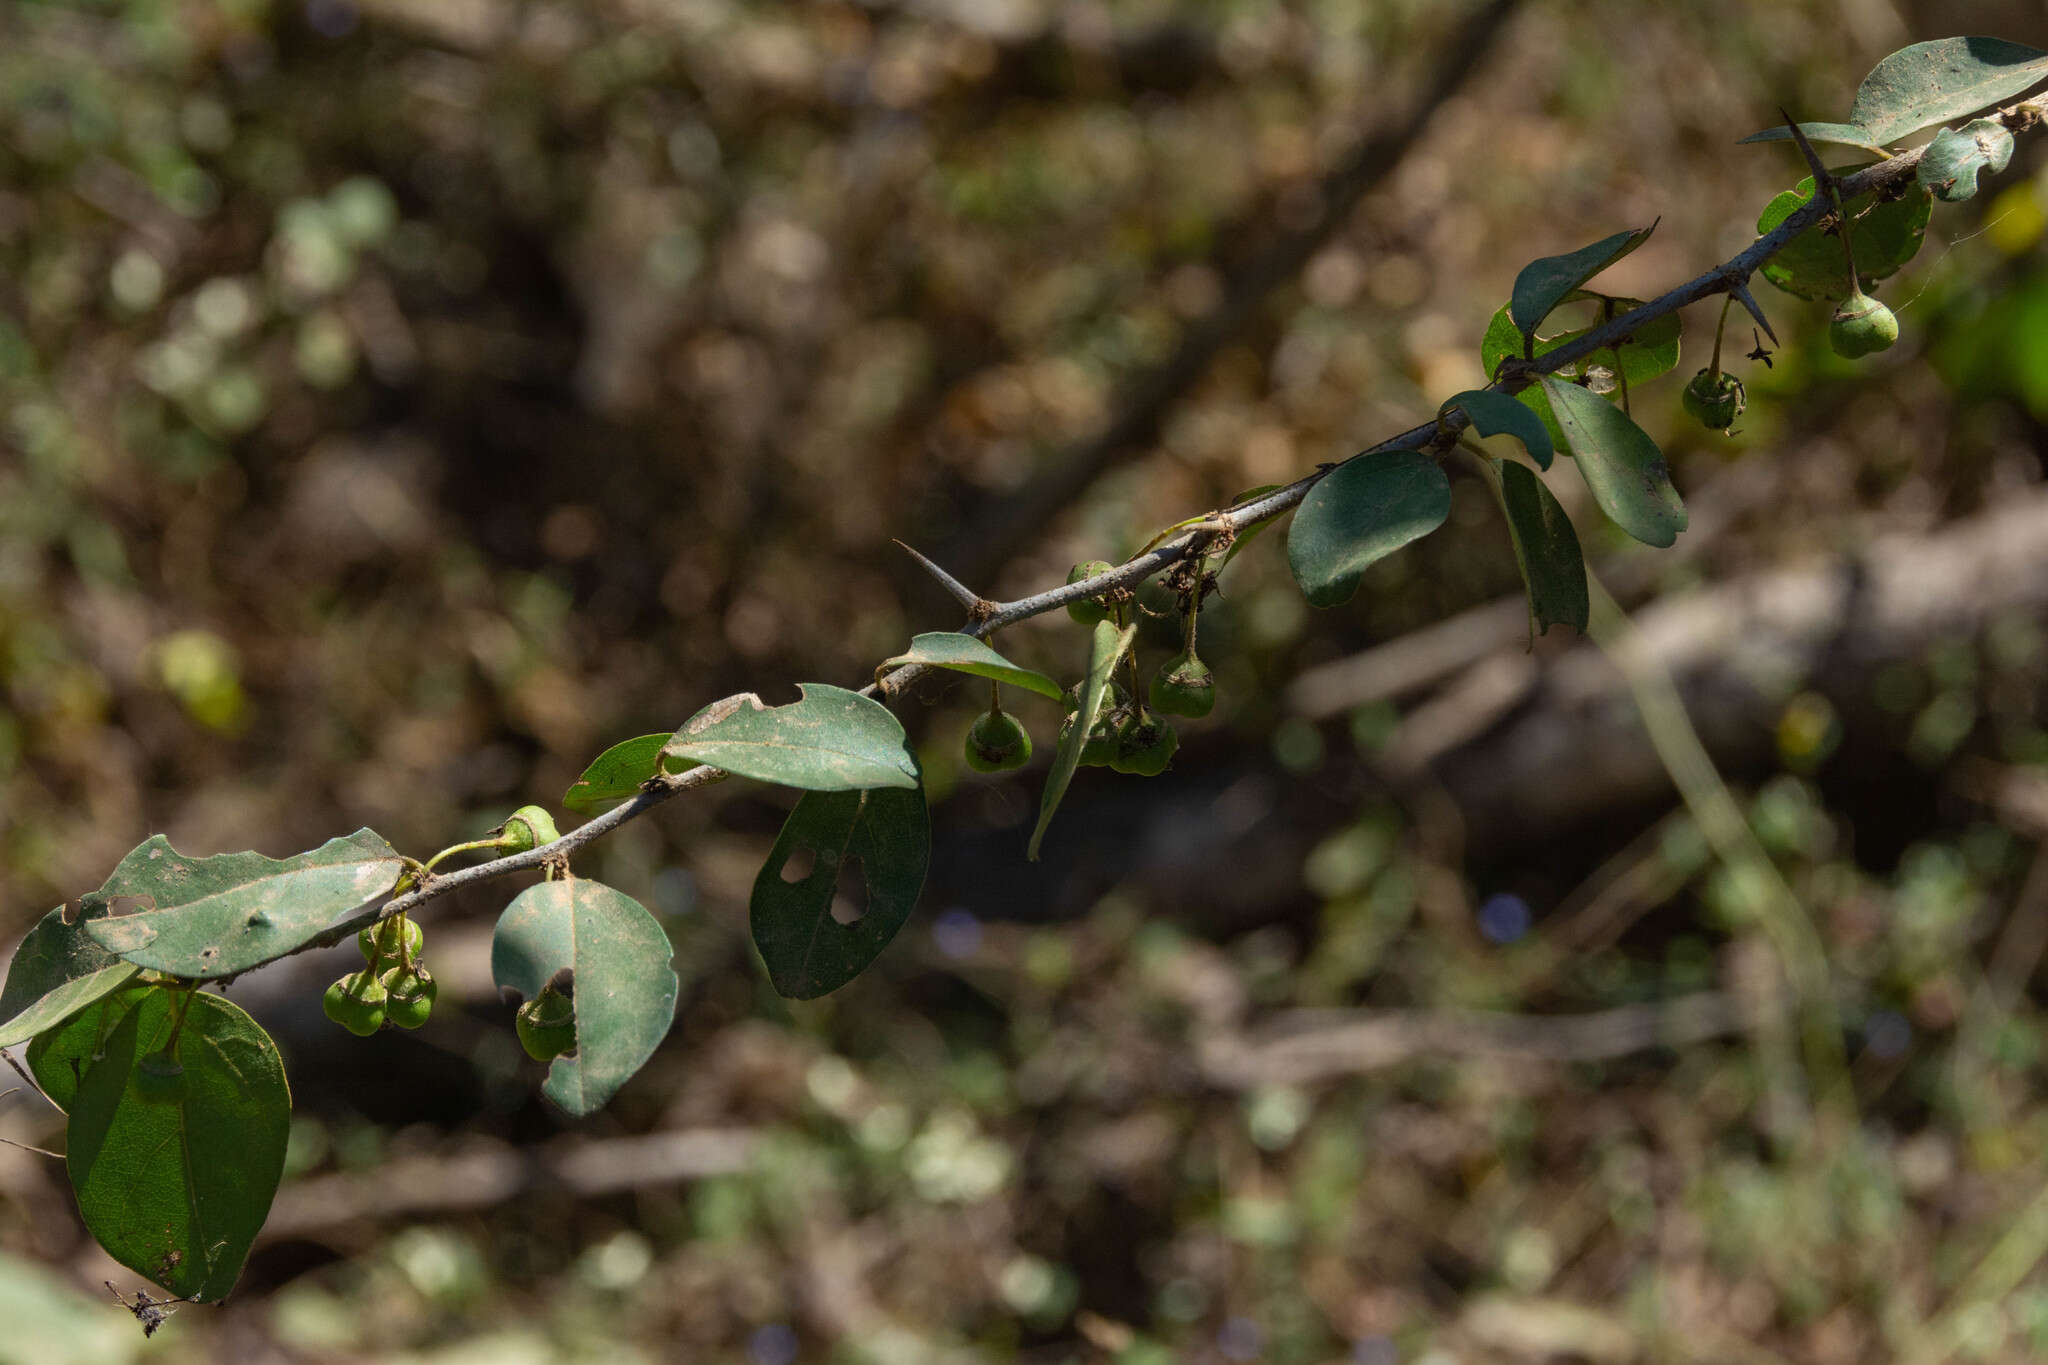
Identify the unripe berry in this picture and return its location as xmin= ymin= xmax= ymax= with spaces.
xmin=323 ymin=969 xmax=389 ymax=1036
xmin=1149 ymin=652 xmax=1216 ymax=718
xmin=358 ymin=915 xmax=423 ymax=966
xmin=516 ymin=989 xmax=576 ymax=1062
xmin=1828 ymin=289 xmax=1898 ymax=359
xmin=1064 ymin=562 xmax=1115 ymax=626
xmin=1680 ymin=368 xmax=1746 ymax=431
xmin=380 ymin=963 xmax=438 ymax=1030
xmin=1110 ymin=714 xmax=1179 ymax=776
xmin=965 ymin=709 xmax=1032 ymax=772
xmin=499 ymin=805 xmax=561 ymax=853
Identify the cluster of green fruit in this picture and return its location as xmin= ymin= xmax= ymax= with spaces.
xmin=322 ymin=914 xmax=437 ymax=1035
xmin=1680 ymin=258 xmax=1897 ymax=435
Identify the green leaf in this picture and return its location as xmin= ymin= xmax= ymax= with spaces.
xmin=1736 ymin=123 xmax=1896 ymax=159
xmin=876 ymin=633 xmax=1063 ymax=701
xmin=1508 ymin=225 xmax=1655 ymax=337
xmin=0 ymin=904 xmax=142 ymax=1049
xmin=1850 ymin=37 xmax=2048 ymax=145
xmin=1540 ymin=376 xmax=1687 ymax=548
xmin=490 ymin=879 xmax=680 ymax=1116
xmin=64 ymin=988 xmax=291 ymax=1302
xmin=750 ymin=786 xmax=930 ymax=999
xmin=1498 ymin=461 xmax=1589 ymax=635
xmin=1286 ymin=450 xmax=1451 ymax=609
xmin=1756 ymin=172 xmax=1933 ymax=301
xmin=1443 ymin=388 xmax=1555 ymax=469
xmin=562 ymin=734 xmax=696 ymax=813
xmin=1028 ymin=620 xmax=1135 ymax=862
xmin=1917 ymin=118 xmax=2016 ymax=202
xmin=661 ymin=684 xmax=920 ymax=792
xmin=1480 ymin=296 xmax=1683 ymax=449
xmin=27 ymin=985 xmax=152 ymax=1113
xmin=84 ymin=830 xmax=405 ymax=981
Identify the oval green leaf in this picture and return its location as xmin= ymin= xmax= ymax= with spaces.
xmin=1756 ymin=172 xmax=1932 ymax=301
xmin=1917 ymin=118 xmax=2016 ymax=202
xmin=0 ymin=904 xmax=142 ymax=1049
xmin=1736 ymin=123 xmax=1895 ymax=159
xmin=64 ymin=989 xmax=291 ymax=1302
xmin=563 ymin=733 xmax=696 ymax=813
xmin=1850 ymin=37 xmax=2048 ymax=145
xmin=1498 ymin=461 xmax=1589 ymax=635
xmin=1287 ymin=450 xmax=1451 ymax=609
xmin=1443 ymin=389 xmax=1555 ymax=470
xmin=751 ymin=785 xmax=930 ymax=999
xmin=876 ymin=633 xmax=1063 ymax=701
xmin=1508 ymin=224 xmax=1655 ymax=337
xmin=661 ymin=684 xmax=919 ymax=792
xmin=490 ymin=879 xmax=680 ymax=1116
xmin=1540 ymin=376 xmax=1687 ymax=548
xmin=1028 ymin=620 xmax=1135 ymax=862
xmin=84 ymin=829 xmax=406 ymax=981
xmin=27 ymin=985 xmax=152 ymax=1113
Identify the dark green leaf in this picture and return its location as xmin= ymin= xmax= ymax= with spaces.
xmin=1498 ymin=461 xmax=1589 ymax=634
xmin=563 ymin=734 xmax=696 ymax=813
xmin=1757 ymin=172 xmax=1933 ymax=301
xmin=661 ymin=685 xmax=920 ymax=792
xmin=1736 ymin=123 xmax=1896 ymax=158
xmin=876 ymin=633 xmax=1063 ymax=701
xmin=65 ymin=989 xmax=291 ymax=1302
xmin=0 ymin=904 xmax=141 ymax=1049
xmin=491 ymin=879 xmax=680 ymax=1116
xmin=1540 ymin=377 xmax=1687 ymax=548
xmin=1028 ymin=621 xmax=1134 ymax=862
xmin=1508 ymin=225 xmax=1655 ymax=337
xmin=1850 ymin=37 xmax=2048 ymax=144
xmin=85 ymin=830 xmax=405 ymax=981
xmin=1480 ymin=297 xmax=1683 ymax=449
xmin=1443 ymin=388 xmax=1555 ymax=469
xmin=1917 ymin=118 xmax=2016 ymax=201
xmin=27 ymin=986 xmax=151 ymax=1113
xmin=1287 ymin=450 xmax=1451 ymax=608
xmin=750 ymin=786 xmax=930 ymax=999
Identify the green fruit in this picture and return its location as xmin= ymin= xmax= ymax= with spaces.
xmin=1064 ymin=561 xmax=1115 ymax=626
xmin=499 ymin=804 xmax=561 ymax=853
xmin=358 ymin=915 xmax=423 ymax=966
xmin=323 ymin=969 xmax=389 ymax=1036
xmin=1062 ymin=704 xmax=1126 ymax=768
xmin=516 ymin=989 xmax=576 ymax=1062
xmin=1828 ymin=290 xmax=1898 ymax=359
xmin=1110 ymin=714 xmax=1179 ymax=776
xmin=1149 ymin=652 xmax=1216 ymax=718
xmin=965 ymin=709 xmax=1032 ymax=772
xmin=1680 ymin=368 xmax=1746 ymax=431
xmin=380 ymin=964 xmax=438 ymax=1030
xmin=134 ymin=1050 xmax=188 ymax=1104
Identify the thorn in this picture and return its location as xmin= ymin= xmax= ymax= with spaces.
xmin=1779 ymin=107 xmax=1833 ymax=188
xmin=1729 ymin=280 xmax=1781 ymax=347
xmin=893 ymin=540 xmax=984 ymax=612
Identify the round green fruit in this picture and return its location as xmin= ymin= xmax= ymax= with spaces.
xmin=358 ymin=915 xmax=423 ymax=967
xmin=516 ymin=990 xmax=576 ymax=1062
xmin=1149 ymin=652 xmax=1216 ymax=718
xmin=499 ymin=804 xmax=561 ymax=853
xmin=965 ymin=709 xmax=1032 ymax=773
xmin=1110 ymin=714 xmax=1179 ymax=776
xmin=1680 ymin=368 xmax=1746 ymax=431
xmin=134 ymin=1050 xmax=188 ymax=1104
xmin=1829 ymin=290 xmax=1898 ymax=359
xmin=324 ymin=970 xmax=389 ymax=1036
xmin=1064 ymin=561 xmax=1115 ymax=626
xmin=380 ymin=964 xmax=438 ymax=1030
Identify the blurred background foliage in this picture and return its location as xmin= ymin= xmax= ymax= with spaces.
xmin=4 ymin=0 xmax=2048 ymax=1361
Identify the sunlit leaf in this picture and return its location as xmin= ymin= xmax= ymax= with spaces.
xmin=1757 ymin=172 xmax=1933 ymax=301
xmin=1287 ymin=450 xmax=1451 ymax=608
xmin=750 ymin=786 xmax=930 ymax=998
xmin=1028 ymin=621 xmax=1134 ymax=862
xmin=1498 ymin=461 xmax=1589 ymax=634
xmin=1850 ymin=37 xmax=2048 ymax=144
xmin=1541 ymin=377 xmax=1687 ymax=548
xmin=1443 ymin=388 xmax=1555 ymax=469
xmin=0 ymin=904 xmax=141 ymax=1049
xmin=661 ymin=685 xmax=919 ymax=792
xmin=1736 ymin=123 xmax=1895 ymax=158
xmin=1508 ymin=225 xmax=1655 ymax=337
xmin=876 ymin=633 xmax=1063 ymax=701
xmin=563 ymin=734 xmax=696 ymax=813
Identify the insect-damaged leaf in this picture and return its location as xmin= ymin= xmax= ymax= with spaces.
xmin=84 ymin=830 xmax=405 ymax=981
xmin=1508 ymin=224 xmax=1655 ymax=338
xmin=1498 ymin=461 xmax=1589 ymax=635
xmin=1287 ymin=450 xmax=1451 ymax=609
xmin=661 ymin=684 xmax=920 ymax=792
xmin=1443 ymin=389 xmax=1555 ymax=469
xmin=1849 ymin=37 xmax=2048 ymax=145
xmin=63 ymin=989 xmax=290 ymax=1303
xmin=1756 ymin=172 xmax=1932 ymax=302
xmin=562 ymin=733 xmax=697 ymax=813
xmin=876 ymin=633 xmax=1064 ymax=701
xmin=750 ymin=785 xmax=930 ymax=999
xmin=1540 ymin=376 xmax=1687 ymax=548
xmin=1917 ymin=118 xmax=2016 ymax=202
xmin=1029 ymin=620 xmax=1135 ymax=862
xmin=490 ymin=879 xmax=680 ymax=1116
xmin=0 ymin=903 xmax=141 ymax=1049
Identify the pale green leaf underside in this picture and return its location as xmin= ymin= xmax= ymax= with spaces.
xmin=751 ymin=786 xmax=930 ymax=999
xmin=1736 ymin=123 xmax=1895 ymax=158
xmin=1540 ymin=377 xmax=1687 ymax=548
xmin=876 ymin=632 xmax=1064 ymax=701
xmin=563 ymin=733 xmax=696 ymax=812
xmin=1917 ymin=118 xmax=2016 ymax=201
xmin=0 ymin=903 xmax=142 ymax=1049
xmin=662 ymin=684 xmax=920 ymax=792
xmin=1287 ymin=450 xmax=1452 ymax=609
xmin=1029 ymin=621 xmax=1135 ymax=862
xmin=1850 ymin=37 xmax=2048 ymax=144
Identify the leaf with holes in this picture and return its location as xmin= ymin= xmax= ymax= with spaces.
xmin=563 ymin=734 xmax=697 ymax=813
xmin=1028 ymin=620 xmax=1135 ymax=862
xmin=27 ymin=985 xmax=152 ymax=1113
xmin=0 ymin=904 xmax=142 ymax=1049
xmin=1756 ymin=173 xmax=1932 ymax=301
xmin=83 ymin=830 xmax=405 ymax=981
xmin=1443 ymin=389 xmax=1555 ymax=470
xmin=1498 ymin=461 xmax=1589 ymax=635
xmin=661 ymin=685 xmax=919 ymax=792
xmin=1480 ymin=297 xmax=1682 ymax=448
xmin=64 ymin=988 xmax=291 ymax=1302
xmin=876 ymin=633 xmax=1063 ymax=701
xmin=1849 ymin=37 xmax=2048 ymax=145
xmin=1736 ymin=123 xmax=1896 ymax=158
xmin=1541 ymin=376 xmax=1687 ymax=548
xmin=490 ymin=879 xmax=679 ymax=1116
xmin=1917 ymin=118 xmax=2016 ymax=201
xmin=750 ymin=786 xmax=930 ymax=999
xmin=1508 ymin=225 xmax=1655 ymax=338
xmin=1287 ymin=450 xmax=1451 ymax=609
